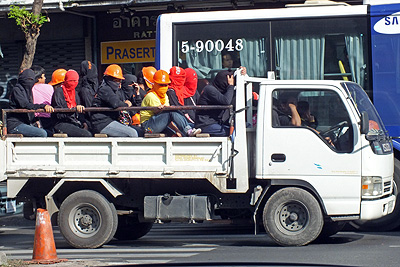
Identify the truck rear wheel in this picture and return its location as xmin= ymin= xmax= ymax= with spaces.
xmin=263 ymin=187 xmax=323 ymax=246
xmin=114 ymin=216 xmax=153 ymax=240
xmin=23 ymin=201 xmax=36 ymax=220
xmin=58 ymin=190 xmax=118 ymax=248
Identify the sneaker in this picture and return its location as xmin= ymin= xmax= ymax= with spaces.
xmin=187 ymin=128 xmax=202 ymax=137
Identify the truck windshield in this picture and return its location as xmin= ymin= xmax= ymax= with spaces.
xmin=343 ymin=82 xmax=387 ymax=137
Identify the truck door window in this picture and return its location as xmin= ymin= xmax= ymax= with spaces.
xmin=273 ymin=89 xmax=353 ymax=152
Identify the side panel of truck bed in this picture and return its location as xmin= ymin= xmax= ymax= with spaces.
xmin=3 ymin=137 xmax=236 ymax=193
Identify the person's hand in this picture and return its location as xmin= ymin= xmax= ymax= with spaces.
xmin=83 ymin=122 xmax=89 ymax=130
xmin=227 ymin=74 xmax=234 ymax=85
xmin=158 ymin=104 xmax=165 ymax=110
xmin=239 ymin=66 xmax=247 ymax=75
xmin=76 ymin=105 xmax=85 ymax=113
xmin=288 ymin=103 xmax=297 ymax=111
xmin=44 ymin=105 xmax=54 ymax=113
xmin=325 ymin=136 xmax=335 ymax=147
xmin=125 ymin=100 xmax=132 ymax=107
xmin=134 ymin=83 xmax=140 ymax=96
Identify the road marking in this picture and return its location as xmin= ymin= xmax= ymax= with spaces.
xmin=5 ymin=247 xmax=216 ymax=254
xmin=4 ymin=246 xmax=218 ymax=261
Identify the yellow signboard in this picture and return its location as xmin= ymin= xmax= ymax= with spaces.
xmin=101 ymin=40 xmax=155 ymax=64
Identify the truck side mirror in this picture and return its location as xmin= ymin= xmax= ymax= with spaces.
xmin=360 ymin=111 xmax=369 ymax=134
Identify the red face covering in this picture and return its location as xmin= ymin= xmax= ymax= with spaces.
xmin=184 ymin=68 xmax=198 ymax=98
xmin=169 ymin=66 xmax=186 ymax=105
xmin=62 ymin=70 xmax=79 ymax=108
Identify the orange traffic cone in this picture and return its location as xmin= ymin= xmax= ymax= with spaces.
xmin=28 ymin=208 xmax=67 ymax=264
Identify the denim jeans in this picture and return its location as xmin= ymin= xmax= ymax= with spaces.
xmin=101 ymin=121 xmax=138 ymax=137
xmin=201 ymin=123 xmax=230 ymax=137
xmin=9 ymin=123 xmax=47 ymax=137
xmin=142 ymin=111 xmax=191 ymax=135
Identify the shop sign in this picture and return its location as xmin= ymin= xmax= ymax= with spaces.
xmin=101 ymin=39 xmax=155 ymax=64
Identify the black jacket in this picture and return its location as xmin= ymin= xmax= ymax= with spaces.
xmin=8 ymin=69 xmax=46 ymax=131
xmin=91 ymin=77 xmax=128 ymax=133
xmin=121 ymin=74 xmax=143 ymax=107
xmin=195 ymin=84 xmax=234 ymax=129
xmin=51 ymin=87 xmax=83 ymax=127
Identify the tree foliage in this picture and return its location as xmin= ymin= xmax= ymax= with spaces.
xmin=8 ymin=5 xmax=48 ymax=34
xmin=7 ymin=1 xmax=48 ymax=71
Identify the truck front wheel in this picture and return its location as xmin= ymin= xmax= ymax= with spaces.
xmin=263 ymin=187 xmax=323 ymax=246
xmin=58 ymin=190 xmax=118 ymax=249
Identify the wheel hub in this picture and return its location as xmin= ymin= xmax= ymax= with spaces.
xmin=71 ymin=205 xmax=101 ymax=236
xmin=80 ymin=214 xmax=93 ymax=226
xmin=278 ymin=203 xmax=308 ymax=232
xmin=289 ymin=212 xmax=298 ymax=221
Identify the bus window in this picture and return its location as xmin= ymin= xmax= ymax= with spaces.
xmin=174 ymin=21 xmax=270 ymax=80
xmin=271 ymin=17 xmax=368 ymax=90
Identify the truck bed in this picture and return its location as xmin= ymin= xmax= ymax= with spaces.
xmin=1 ymin=137 xmax=234 ymax=192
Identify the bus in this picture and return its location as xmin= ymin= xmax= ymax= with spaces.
xmin=156 ymin=0 xmax=400 ymax=231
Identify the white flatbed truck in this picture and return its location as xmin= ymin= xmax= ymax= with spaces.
xmin=0 ymin=75 xmax=395 ymax=247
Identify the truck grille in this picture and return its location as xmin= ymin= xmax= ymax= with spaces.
xmin=384 ymin=181 xmax=392 ymax=194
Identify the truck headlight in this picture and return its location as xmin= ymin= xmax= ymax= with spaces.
xmin=362 ymin=176 xmax=382 ymax=197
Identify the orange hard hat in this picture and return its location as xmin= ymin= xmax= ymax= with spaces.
xmin=48 ymin=69 xmax=67 ymax=86
xmin=104 ymin=64 xmax=124 ymax=80
xmin=142 ymin=66 xmax=157 ymax=88
xmin=153 ymin=70 xmax=171 ymax=84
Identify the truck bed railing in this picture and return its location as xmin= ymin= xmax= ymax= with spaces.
xmin=1 ymin=105 xmax=233 ymax=136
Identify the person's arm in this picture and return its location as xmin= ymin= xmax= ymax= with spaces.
xmin=51 ymin=88 xmax=70 ymax=121
xmin=208 ymin=82 xmax=235 ymax=106
xmin=166 ymin=89 xmax=182 ymax=106
xmin=288 ymin=103 xmax=301 ymax=126
xmin=13 ymin=86 xmax=48 ymax=110
xmin=99 ymin=87 xmax=128 ymax=108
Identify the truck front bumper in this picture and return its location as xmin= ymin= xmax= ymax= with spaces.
xmin=359 ymin=194 xmax=396 ymax=220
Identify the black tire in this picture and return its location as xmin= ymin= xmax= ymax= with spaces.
xmin=23 ymin=201 xmax=36 ymax=221
xmin=350 ymin=157 xmax=400 ymax=231
xmin=317 ymin=221 xmax=346 ymax=240
xmin=58 ymin=190 xmax=118 ymax=249
xmin=114 ymin=216 xmax=153 ymax=240
xmin=263 ymin=187 xmax=323 ymax=246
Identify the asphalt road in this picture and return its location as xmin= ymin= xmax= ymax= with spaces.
xmin=1 ymin=214 xmax=400 ymax=267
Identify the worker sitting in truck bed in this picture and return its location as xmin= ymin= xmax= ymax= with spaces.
xmin=7 ymin=69 xmax=54 ymax=137
xmin=91 ymin=64 xmax=139 ymax=137
xmin=141 ymin=70 xmax=201 ymax=137
xmin=195 ymin=70 xmax=235 ymax=136
xmin=51 ymin=69 xmax=92 ymax=137
xmin=166 ymin=67 xmax=200 ymax=126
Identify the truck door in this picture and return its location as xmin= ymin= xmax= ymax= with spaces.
xmin=257 ymin=83 xmax=362 ymax=216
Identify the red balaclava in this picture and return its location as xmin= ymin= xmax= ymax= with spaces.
xmin=183 ymin=68 xmax=198 ymax=98
xmin=62 ymin=70 xmax=79 ymax=108
xmin=169 ymin=66 xmax=186 ymax=105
